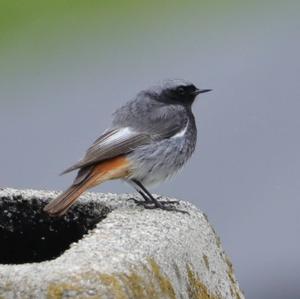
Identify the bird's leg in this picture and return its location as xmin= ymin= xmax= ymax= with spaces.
xmin=130 ymin=179 xmax=188 ymax=214
xmin=129 ymin=190 xmax=153 ymax=205
xmin=132 ymin=180 xmax=178 ymax=205
xmin=126 ymin=180 xmax=152 ymax=204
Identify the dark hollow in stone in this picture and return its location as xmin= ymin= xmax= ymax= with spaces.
xmin=0 ymin=194 xmax=111 ymax=264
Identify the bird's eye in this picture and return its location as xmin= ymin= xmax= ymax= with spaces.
xmin=176 ymin=86 xmax=185 ymax=94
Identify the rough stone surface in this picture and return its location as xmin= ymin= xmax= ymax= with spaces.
xmin=0 ymin=188 xmax=245 ymax=299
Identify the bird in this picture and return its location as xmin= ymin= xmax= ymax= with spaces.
xmin=44 ymin=79 xmax=211 ymax=216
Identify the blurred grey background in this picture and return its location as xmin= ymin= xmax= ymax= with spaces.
xmin=0 ymin=1 xmax=299 ymax=298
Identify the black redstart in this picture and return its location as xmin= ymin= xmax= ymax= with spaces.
xmin=44 ymin=79 xmax=211 ymax=216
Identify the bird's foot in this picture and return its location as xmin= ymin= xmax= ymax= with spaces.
xmin=128 ymin=198 xmax=149 ymax=205
xmin=155 ymin=196 xmax=181 ymax=205
xmin=144 ymin=202 xmax=189 ymax=214
xmin=128 ymin=197 xmax=188 ymax=214
xmin=128 ymin=197 xmax=180 ymax=206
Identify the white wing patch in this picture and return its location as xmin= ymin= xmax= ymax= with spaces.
xmin=172 ymin=122 xmax=188 ymax=138
xmin=94 ymin=127 xmax=136 ymax=148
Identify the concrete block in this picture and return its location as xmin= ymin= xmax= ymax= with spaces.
xmin=0 ymin=188 xmax=245 ymax=299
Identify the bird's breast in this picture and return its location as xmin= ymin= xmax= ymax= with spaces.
xmin=127 ymin=121 xmax=197 ymax=186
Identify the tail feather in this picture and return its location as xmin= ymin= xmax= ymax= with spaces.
xmin=43 ymin=184 xmax=87 ymax=216
xmin=44 ymin=155 xmax=130 ymax=216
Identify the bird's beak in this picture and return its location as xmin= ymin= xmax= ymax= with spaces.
xmin=194 ymin=88 xmax=212 ymax=95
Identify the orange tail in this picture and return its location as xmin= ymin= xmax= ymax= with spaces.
xmin=44 ymin=156 xmax=130 ymax=216
xmin=43 ymin=183 xmax=88 ymax=216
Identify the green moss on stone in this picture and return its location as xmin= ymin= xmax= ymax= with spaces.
xmin=224 ymin=255 xmax=243 ymax=299
xmin=99 ymin=274 xmax=126 ymax=299
xmin=203 ymin=255 xmax=210 ymax=271
xmin=46 ymin=258 xmax=177 ymax=299
xmin=46 ymin=258 xmax=242 ymax=299
xmin=47 ymin=282 xmax=85 ymax=299
xmin=149 ymin=258 xmax=177 ymax=299
xmin=186 ymin=264 xmax=220 ymax=299
xmin=173 ymin=262 xmax=182 ymax=282
xmin=121 ymin=271 xmax=152 ymax=299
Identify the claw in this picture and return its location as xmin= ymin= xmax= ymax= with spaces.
xmin=144 ymin=203 xmax=189 ymax=214
xmin=156 ymin=200 xmax=180 ymax=205
xmin=128 ymin=197 xmax=188 ymax=214
xmin=128 ymin=198 xmax=149 ymax=205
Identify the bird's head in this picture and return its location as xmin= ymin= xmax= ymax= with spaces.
xmin=153 ymin=79 xmax=211 ymax=106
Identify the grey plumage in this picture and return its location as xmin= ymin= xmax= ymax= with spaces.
xmin=113 ymin=86 xmax=197 ymax=186
xmin=63 ymin=88 xmax=189 ymax=174
xmin=44 ymin=79 xmax=211 ymax=216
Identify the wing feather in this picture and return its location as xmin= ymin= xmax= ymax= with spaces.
xmin=61 ymin=128 xmax=151 ymax=174
xmin=62 ymin=103 xmax=189 ymax=175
